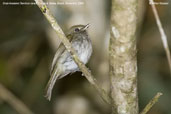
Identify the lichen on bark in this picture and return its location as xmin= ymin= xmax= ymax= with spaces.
xmin=109 ymin=0 xmax=139 ymax=114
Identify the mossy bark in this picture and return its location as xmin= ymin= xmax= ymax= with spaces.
xmin=109 ymin=0 xmax=139 ymax=114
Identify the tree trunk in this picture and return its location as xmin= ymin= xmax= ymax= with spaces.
xmin=109 ymin=0 xmax=139 ymax=114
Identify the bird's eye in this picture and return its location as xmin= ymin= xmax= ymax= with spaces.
xmin=74 ymin=28 xmax=80 ymax=32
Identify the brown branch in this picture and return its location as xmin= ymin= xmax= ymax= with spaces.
xmin=149 ymin=0 xmax=171 ymax=74
xmin=0 ymin=83 xmax=34 ymax=114
xmin=34 ymin=0 xmax=110 ymax=104
xmin=140 ymin=92 xmax=163 ymax=114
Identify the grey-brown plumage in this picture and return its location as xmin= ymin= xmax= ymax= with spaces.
xmin=45 ymin=24 xmax=92 ymax=101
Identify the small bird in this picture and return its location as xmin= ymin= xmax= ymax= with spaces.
xmin=45 ymin=24 xmax=92 ymax=101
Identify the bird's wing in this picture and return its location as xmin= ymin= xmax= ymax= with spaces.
xmin=46 ymin=43 xmax=66 ymax=101
xmin=50 ymin=34 xmax=73 ymax=75
xmin=50 ymin=43 xmax=65 ymax=75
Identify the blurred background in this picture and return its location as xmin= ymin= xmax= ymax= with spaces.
xmin=0 ymin=0 xmax=170 ymax=114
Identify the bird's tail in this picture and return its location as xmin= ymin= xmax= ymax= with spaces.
xmin=45 ymin=68 xmax=60 ymax=101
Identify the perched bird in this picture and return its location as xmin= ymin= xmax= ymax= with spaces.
xmin=45 ymin=24 xmax=92 ymax=101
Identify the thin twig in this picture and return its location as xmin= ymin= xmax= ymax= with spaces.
xmin=140 ymin=92 xmax=163 ymax=114
xmin=149 ymin=0 xmax=171 ymax=74
xmin=0 ymin=83 xmax=34 ymax=114
xmin=34 ymin=0 xmax=110 ymax=104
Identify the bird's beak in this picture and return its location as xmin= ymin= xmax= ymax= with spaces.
xmin=81 ymin=23 xmax=90 ymax=31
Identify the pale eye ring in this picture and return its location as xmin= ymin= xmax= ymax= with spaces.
xmin=74 ymin=28 xmax=80 ymax=32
